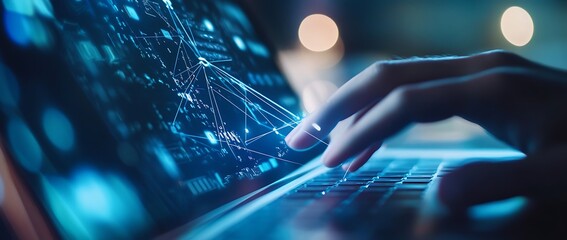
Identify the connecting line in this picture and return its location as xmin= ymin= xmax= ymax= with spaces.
xmin=210 ymin=67 xmax=298 ymax=127
xmin=205 ymin=69 xmax=240 ymax=160
xmin=172 ymin=42 xmax=184 ymax=75
xmin=211 ymin=88 xmax=302 ymax=146
xmin=209 ymin=67 xmax=246 ymax=97
xmin=211 ymin=88 xmax=264 ymax=125
xmin=174 ymin=61 xmax=201 ymax=78
xmin=303 ymin=131 xmax=329 ymax=146
xmin=245 ymin=79 xmax=247 ymax=144
xmin=210 ymin=64 xmax=299 ymax=121
xmin=343 ymin=164 xmax=352 ymax=181
xmin=172 ymin=97 xmax=184 ymax=124
xmin=210 ymin=66 xmax=279 ymax=131
xmin=133 ymin=35 xmax=182 ymax=39
xmin=204 ymin=68 xmax=223 ymax=148
xmin=153 ymin=2 xmax=200 ymax=58
xmin=255 ymin=104 xmax=278 ymax=131
xmin=209 ymin=81 xmax=292 ymax=129
xmin=244 ymin=121 xmax=298 ymax=145
xmin=171 ymin=9 xmax=201 ymax=57
xmin=209 ymin=77 xmax=333 ymax=148
xmin=175 ymin=132 xmax=304 ymax=166
xmin=143 ymin=0 xmax=174 ymax=29
xmin=180 ymin=44 xmax=192 ymax=77
xmin=209 ymin=58 xmax=232 ymax=64
xmin=183 ymin=65 xmax=202 ymax=93
xmin=172 ymin=65 xmax=202 ymax=124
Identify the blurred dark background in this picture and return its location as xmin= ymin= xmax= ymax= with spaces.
xmin=247 ymin=0 xmax=566 ymax=63
xmin=244 ymin=0 xmax=567 ymax=148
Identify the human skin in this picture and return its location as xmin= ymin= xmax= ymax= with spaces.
xmin=285 ymin=50 xmax=567 ymax=209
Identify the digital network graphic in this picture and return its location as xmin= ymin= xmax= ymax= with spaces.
xmin=60 ymin=0 xmax=306 ymax=197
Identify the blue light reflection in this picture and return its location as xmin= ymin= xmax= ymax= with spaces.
xmin=42 ymin=107 xmax=76 ymax=151
xmin=41 ymin=168 xmax=151 ymax=239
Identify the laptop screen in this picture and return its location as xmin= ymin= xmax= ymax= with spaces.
xmin=0 ymin=0 xmax=319 ymax=238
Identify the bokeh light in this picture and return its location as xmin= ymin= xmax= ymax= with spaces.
xmin=42 ymin=169 xmax=150 ymax=239
xmin=7 ymin=117 xmax=43 ymax=172
xmin=42 ymin=107 xmax=76 ymax=151
xmin=3 ymin=11 xmax=53 ymax=48
xmin=116 ymin=142 xmax=140 ymax=166
xmin=500 ymin=6 xmax=534 ymax=47
xmin=3 ymin=11 xmax=33 ymax=46
xmin=0 ymin=62 xmax=20 ymax=110
xmin=72 ymin=171 xmax=113 ymax=220
xmin=2 ymin=0 xmax=54 ymax=17
xmin=298 ymin=14 xmax=339 ymax=52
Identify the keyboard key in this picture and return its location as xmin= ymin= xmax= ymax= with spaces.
xmin=378 ymin=174 xmax=406 ymax=178
xmin=390 ymin=191 xmax=423 ymax=200
xmin=332 ymin=186 xmax=363 ymax=192
xmin=375 ymin=178 xmax=402 ymax=183
xmin=338 ymin=180 xmax=370 ymax=186
xmin=296 ymin=186 xmax=329 ymax=192
xmin=305 ymin=181 xmax=337 ymax=187
xmin=406 ymin=174 xmax=433 ymax=178
xmin=369 ymin=182 xmax=397 ymax=187
xmin=396 ymin=184 xmax=428 ymax=191
xmin=362 ymin=187 xmax=391 ymax=193
xmin=308 ymin=180 xmax=338 ymax=184
xmin=345 ymin=176 xmax=375 ymax=181
xmin=284 ymin=192 xmax=321 ymax=199
xmin=402 ymin=179 xmax=431 ymax=184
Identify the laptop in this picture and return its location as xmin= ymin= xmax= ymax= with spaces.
xmin=0 ymin=0 xmax=523 ymax=239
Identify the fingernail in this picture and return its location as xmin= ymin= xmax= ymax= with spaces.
xmin=321 ymin=148 xmax=336 ymax=167
xmin=285 ymin=123 xmax=302 ymax=145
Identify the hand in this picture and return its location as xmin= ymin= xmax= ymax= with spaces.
xmin=285 ymin=50 xmax=567 ymax=209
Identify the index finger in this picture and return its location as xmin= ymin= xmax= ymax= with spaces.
xmin=285 ymin=50 xmax=530 ymax=150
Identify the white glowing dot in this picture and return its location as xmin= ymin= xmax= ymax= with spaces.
xmin=311 ymin=123 xmax=321 ymax=132
xmin=203 ymin=19 xmax=214 ymax=31
xmin=298 ymin=14 xmax=339 ymax=52
xmin=500 ymin=6 xmax=534 ymax=47
xmin=198 ymin=57 xmax=210 ymax=67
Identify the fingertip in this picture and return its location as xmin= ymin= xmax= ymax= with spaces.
xmin=322 ymin=158 xmax=341 ymax=168
xmin=321 ymin=148 xmax=344 ymax=168
xmin=346 ymin=163 xmax=362 ymax=172
xmin=437 ymin=173 xmax=465 ymax=210
xmin=437 ymin=161 xmax=525 ymax=211
xmin=284 ymin=122 xmax=302 ymax=143
xmin=285 ymin=128 xmax=321 ymax=151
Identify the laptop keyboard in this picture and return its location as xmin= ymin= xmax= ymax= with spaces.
xmin=270 ymin=158 xmax=457 ymax=220
xmin=220 ymin=158 xmax=462 ymax=238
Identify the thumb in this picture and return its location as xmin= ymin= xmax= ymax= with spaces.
xmin=438 ymin=160 xmax=530 ymax=211
xmin=439 ymin=146 xmax=567 ymax=211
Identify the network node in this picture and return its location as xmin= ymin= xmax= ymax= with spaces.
xmin=198 ymin=57 xmax=210 ymax=67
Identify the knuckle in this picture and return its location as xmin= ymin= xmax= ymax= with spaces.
xmin=472 ymin=69 xmax=507 ymax=86
xmin=371 ymin=60 xmax=396 ymax=76
xmin=391 ymin=85 xmax=418 ymax=105
xmin=484 ymin=50 xmax=523 ymax=65
xmin=471 ymin=67 xmax=528 ymax=91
